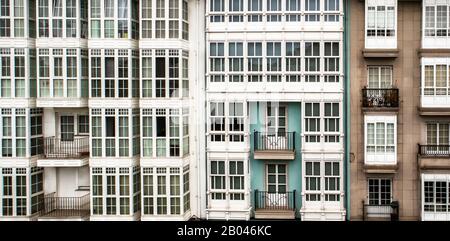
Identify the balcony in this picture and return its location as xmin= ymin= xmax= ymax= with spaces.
xmin=362 ymin=88 xmax=399 ymax=111
xmin=362 ymin=201 xmax=399 ymax=221
xmin=253 ymin=131 xmax=296 ymax=160
xmin=254 ymin=190 xmax=296 ymax=219
xmin=39 ymin=192 xmax=90 ymax=221
xmin=37 ymin=137 xmax=89 ymax=167
xmin=418 ymin=144 xmax=450 ymax=170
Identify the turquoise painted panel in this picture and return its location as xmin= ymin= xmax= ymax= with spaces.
xmin=249 ymin=102 xmax=302 ymax=211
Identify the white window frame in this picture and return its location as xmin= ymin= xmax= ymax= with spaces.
xmin=365 ymin=0 xmax=397 ymax=49
xmin=364 ymin=115 xmax=397 ymax=165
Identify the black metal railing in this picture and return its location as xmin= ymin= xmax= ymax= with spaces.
xmin=40 ymin=192 xmax=90 ymax=217
xmin=362 ymin=88 xmax=399 ymax=108
xmin=43 ymin=136 xmax=89 ymax=159
xmin=254 ymin=190 xmax=296 ymax=210
xmin=419 ymin=144 xmax=450 ymax=156
xmin=362 ymin=200 xmax=399 ymax=221
xmin=254 ymin=131 xmax=295 ymax=151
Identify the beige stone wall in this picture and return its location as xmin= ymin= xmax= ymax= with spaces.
xmin=349 ymin=0 xmax=422 ymax=220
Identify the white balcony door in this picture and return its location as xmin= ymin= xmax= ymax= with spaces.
xmin=265 ymin=103 xmax=287 ymax=149
xmin=266 ymin=164 xmax=288 ymax=208
xmin=368 ymin=66 xmax=392 ymax=88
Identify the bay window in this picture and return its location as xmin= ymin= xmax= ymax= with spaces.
xmin=142 ymin=166 xmax=189 ymax=216
xmin=365 ymin=115 xmax=396 ymax=164
xmin=209 ymin=159 xmax=246 ymax=201
xmin=91 ymin=167 xmax=140 ymax=216
xmin=366 ymin=1 xmax=396 ymax=37
xmin=141 ymin=108 xmax=188 ymax=158
xmin=305 ymin=42 xmax=320 ymax=82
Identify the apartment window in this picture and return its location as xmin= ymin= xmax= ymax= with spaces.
xmin=228 ymin=102 xmax=244 ymax=142
xmin=209 ymin=42 xmax=225 ymax=82
xmin=210 ymin=160 xmax=226 ymax=200
xmin=228 ymin=42 xmax=243 ymax=82
xmin=229 ymin=160 xmax=245 ymax=200
xmin=210 ymin=0 xmax=225 ymax=22
xmin=229 ymin=0 xmax=243 ymax=22
xmin=366 ymin=120 xmax=395 ymax=154
xmin=305 ymin=103 xmax=320 ymax=142
xmin=210 ymin=102 xmax=225 ymax=141
xmin=142 ymin=0 xmax=152 ymax=38
xmin=324 ymin=103 xmax=340 ymax=143
xmin=155 ymin=57 xmax=165 ymax=97
xmin=60 ymin=116 xmax=74 ymax=141
xmin=324 ymin=161 xmax=340 ymax=201
xmin=286 ymin=42 xmax=301 ymax=82
xmin=305 ymin=0 xmax=320 ymax=22
xmin=286 ymin=0 xmax=301 ymax=22
xmin=267 ymin=42 xmax=281 ymax=82
xmin=305 ymin=42 xmax=320 ymax=82
xmin=325 ymin=0 xmax=339 ymax=22
xmin=427 ymin=123 xmax=449 ymax=145
xmin=247 ymin=42 xmax=263 ymax=82
xmin=424 ymin=179 xmax=450 ymax=213
xmin=423 ymin=64 xmax=450 ymax=96
xmin=324 ymin=42 xmax=340 ymax=82
xmin=156 ymin=116 xmax=166 ymax=157
xmin=248 ymin=0 xmax=262 ymax=22
xmin=368 ymin=178 xmax=392 ymax=205
xmin=210 ymin=43 xmax=225 ymax=72
xmin=267 ymin=0 xmax=282 ymax=22
xmin=424 ymin=4 xmax=450 ymax=37
xmin=366 ymin=3 xmax=396 ymax=37
xmin=142 ymin=57 xmax=152 ymax=97
xmin=0 ymin=0 xmax=11 ymax=37
xmin=169 ymin=57 xmax=179 ymax=97
xmin=368 ymin=66 xmax=392 ymax=88
xmin=78 ymin=115 xmax=89 ymax=134
xmin=305 ymin=161 xmax=321 ymax=201
xmin=38 ymin=0 xmax=49 ymax=37
xmin=169 ymin=115 xmax=180 ymax=156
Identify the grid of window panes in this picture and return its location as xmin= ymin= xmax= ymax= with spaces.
xmin=209 ymin=159 xmax=246 ymax=201
xmin=90 ymin=0 xmax=139 ymax=39
xmin=140 ymin=49 xmax=189 ymax=98
xmin=141 ymin=108 xmax=189 ymax=158
xmin=91 ymin=166 xmax=140 ymax=216
xmin=208 ymin=0 xmax=341 ymax=23
xmin=368 ymin=178 xmax=392 ymax=205
xmin=89 ymin=49 xmax=139 ymax=98
xmin=141 ymin=0 xmax=189 ymax=40
xmin=209 ymin=101 xmax=245 ymax=142
xmin=37 ymin=48 xmax=88 ymax=98
xmin=423 ymin=63 xmax=450 ymax=96
xmin=424 ymin=178 xmax=450 ymax=213
xmin=366 ymin=1 xmax=396 ymax=37
xmin=424 ymin=3 xmax=450 ymax=37
xmin=426 ymin=123 xmax=450 ymax=146
xmin=36 ymin=0 xmax=88 ymax=38
xmin=304 ymin=102 xmax=341 ymax=143
xmin=90 ymin=108 xmax=140 ymax=158
xmin=0 ymin=167 xmax=44 ymax=216
xmin=0 ymin=0 xmax=35 ymax=38
xmin=141 ymin=166 xmax=189 ymax=215
xmin=366 ymin=121 xmax=395 ymax=154
xmin=208 ymin=41 xmax=341 ymax=83
xmin=0 ymin=48 xmax=32 ymax=98
xmin=0 ymin=108 xmax=31 ymax=158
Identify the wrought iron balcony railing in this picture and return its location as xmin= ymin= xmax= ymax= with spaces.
xmin=253 ymin=131 xmax=295 ymax=151
xmin=362 ymin=88 xmax=399 ymax=108
xmin=43 ymin=136 xmax=89 ymax=159
xmin=254 ymin=190 xmax=296 ymax=211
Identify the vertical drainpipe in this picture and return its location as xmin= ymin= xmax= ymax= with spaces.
xmin=344 ymin=0 xmax=351 ymax=221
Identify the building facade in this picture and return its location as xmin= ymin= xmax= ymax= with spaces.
xmin=0 ymin=0 xmax=201 ymax=221
xmin=0 ymin=0 xmax=352 ymax=221
xmin=350 ymin=0 xmax=450 ymax=221
xmin=204 ymin=0 xmax=347 ymax=220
